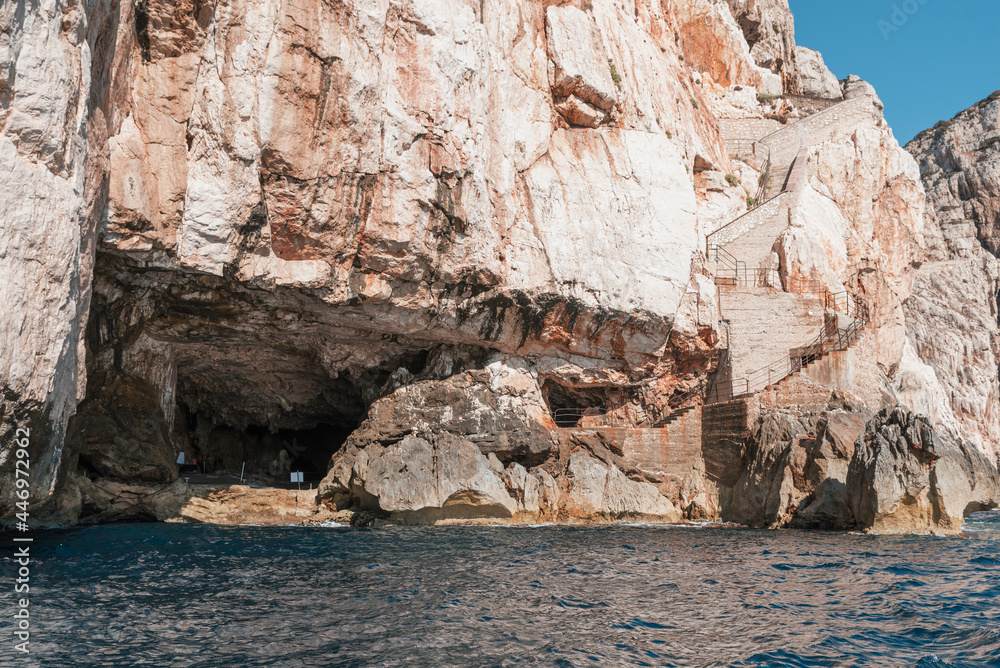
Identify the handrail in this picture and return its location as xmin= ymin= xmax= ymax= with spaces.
xmin=702 ymin=97 xmax=876 ymax=408
xmin=723 ymin=139 xmax=772 ymax=212
xmin=705 ymin=292 xmax=871 ymax=405
xmin=551 ymin=407 xmax=612 ymax=428
xmin=705 ymin=193 xmax=785 ymax=252
xmin=757 ymin=97 xmax=856 ymax=144
xmin=706 ymin=145 xmax=810 ymax=251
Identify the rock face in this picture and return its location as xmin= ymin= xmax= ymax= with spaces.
xmin=545 ymin=6 xmax=618 ymax=128
xmin=794 ymin=47 xmax=842 ymax=100
xmin=6 ymin=0 xmax=749 ymax=521
xmin=904 ymin=94 xmax=1000 ymax=462
xmin=847 ymin=408 xmax=999 ymax=535
xmin=0 ymin=0 xmax=120 ymax=509
xmin=63 ymin=373 xmax=179 ymax=483
xmin=726 ymin=0 xmax=800 ymax=93
xmin=317 ymin=359 xmax=682 ymax=523
xmin=349 ymin=434 xmax=519 ymax=521
xmin=4 ymin=0 xmax=991 ymax=533
xmin=726 ymin=399 xmax=869 ymax=529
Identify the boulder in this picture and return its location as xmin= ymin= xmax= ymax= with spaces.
xmin=846 ymin=407 xmax=1000 ymax=534
xmin=726 ymin=402 xmax=869 ymax=529
xmin=795 ymin=47 xmax=843 ymax=100
xmin=545 ymin=6 xmax=617 ymax=126
xmin=563 ymin=451 xmax=681 ymax=521
xmin=348 ymin=434 xmax=518 ymax=522
xmin=319 ymin=360 xmax=554 ymax=508
xmin=40 ymin=473 xmax=192 ymax=526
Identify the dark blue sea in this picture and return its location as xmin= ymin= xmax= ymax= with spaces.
xmin=2 ymin=512 xmax=999 ymax=667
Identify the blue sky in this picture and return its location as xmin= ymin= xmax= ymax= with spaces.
xmin=788 ymin=0 xmax=1000 ymax=145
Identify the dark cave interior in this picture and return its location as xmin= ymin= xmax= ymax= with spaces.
xmin=179 ymin=406 xmax=358 ymax=484
xmin=542 ymin=381 xmax=609 ymax=428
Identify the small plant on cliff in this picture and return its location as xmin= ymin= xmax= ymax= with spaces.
xmin=583 ymin=0 xmax=594 ymax=10
xmin=666 ymin=130 xmax=673 ymax=139
xmin=690 ymin=97 xmax=699 ymax=110
xmin=979 ymin=136 xmax=1000 ymax=151
xmin=725 ymin=174 xmax=739 ymax=187
xmin=746 ymin=195 xmax=757 ymax=209
xmin=608 ymin=59 xmax=622 ymax=88
xmin=757 ymin=93 xmax=778 ymax=104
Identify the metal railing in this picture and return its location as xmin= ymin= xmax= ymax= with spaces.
xmin=725 ymin=139 xmax=771 ymax=210
xmin=706 ymin=254 xmax=853 ymax=303
xmin=707 ymin=244 xmax=748 ymax=287
xmin=705 ymin=293 xmax=870 ymax=405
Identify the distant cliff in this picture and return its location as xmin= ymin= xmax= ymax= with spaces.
xmin=903 ymin=94 xmax=1000 ymax=462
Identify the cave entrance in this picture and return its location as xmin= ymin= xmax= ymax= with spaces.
xmin=543 ymin=382 xmax=608 ymax=428
xmin=181 ymin=408 xmax=358 ymax=487
xmin=248 ymin=423 xmax=354 ymax=485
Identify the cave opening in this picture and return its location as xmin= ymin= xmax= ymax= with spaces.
xmin=178 ymin=406 xmax=359 ymax=486
xmin=543 ymin=381 xmax=608 ymax=428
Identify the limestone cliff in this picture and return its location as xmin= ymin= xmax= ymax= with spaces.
xmin=904 ymin=95 xmax=1000 ymax=463
xmin=3 ymin=0 xmax=986 ymax=532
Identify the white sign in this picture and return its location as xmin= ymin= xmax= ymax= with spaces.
xmin=176 ymin=452 xmax=185 ymax=465
xmin=290 ymin=472 xmax=304 ymax=483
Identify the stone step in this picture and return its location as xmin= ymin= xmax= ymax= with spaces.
xmin=766 ymin=166 xmax=792 ymax=200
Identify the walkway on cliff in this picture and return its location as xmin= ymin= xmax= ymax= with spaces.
xmin=703 ymin=96 xmax=875 ymax=406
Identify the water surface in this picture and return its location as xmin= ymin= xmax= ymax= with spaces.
xmin=4 ymin=512 xmax=999 ymax=667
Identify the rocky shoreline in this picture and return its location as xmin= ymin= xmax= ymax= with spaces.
xmin=37 ymin=394 xmax=999 ymax=536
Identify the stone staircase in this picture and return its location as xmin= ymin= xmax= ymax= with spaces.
xmin=547 ymin=96 xmax=878 ymax=427
xmin=702 ymin=97 xmax=876 ymax=405
xmin=707 ymin=292 xmax=869 ymax=405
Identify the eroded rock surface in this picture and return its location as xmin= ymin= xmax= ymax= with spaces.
xmin=904 ymin=94 xmax=1000 ymax=461
xmin=794 ymin=46 xmax=842 ymax=100
xmin=317 ymin=359 xmax=686 ymax=524
xmin=726 ymin=0 xmax=799 ymax=92
xmin=726 ymin=398 xmax=869 ymax=529
xmin=846 ymin=408 xmax=999 ymax=535
xmin=5 ymin=0 xmax=991 ymax=533
xmin=0 ymin=0 xmax=121 ymax=510
xmin=64 ymin=373 xmax=178 ymax=483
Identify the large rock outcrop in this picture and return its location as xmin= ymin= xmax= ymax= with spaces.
xmin=317 ymin=358 xmax=684 ymax=523
xmin=847 ymin=407 xmax=999 ymax=535
xmin=794 ymin=46 xmax=842 ymax=100
xmin=5 ymin=0 xmax=987 ymax=534
xmin=0 ymin=0 xmax=121 ymax=510
xmin=726 ymin=0 xmax=799 ymax=93
xmin=6 ymin=0 xmax=754 ymax=519
xmin=726 ymin=398 xmax=869 ymax=529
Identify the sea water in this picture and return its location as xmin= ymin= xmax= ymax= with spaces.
xmin=3 ymin=511 xmax=999 ymax=667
